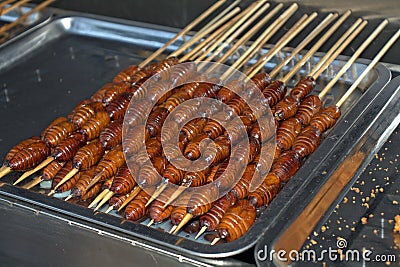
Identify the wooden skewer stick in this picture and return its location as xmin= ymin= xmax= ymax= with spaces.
xmin=145 ymin=182 xmax=168 ymax=207
xmin=170 ymin=6 xmax=241 ymax=59
xmin=336 ymin=29 xmax=400 ymax=107
xmin=161 ymin=185 xmax=187 ymax=209
xmin=117 ymin=186 xmax=141 ymax=212
xmin=0 ymin=0 xmax=31 ymax=16
xmin=309 ymin=18 xmax=365 ymax=79
xmin=246 ymin=12 xmax=318 ymax=78
xmin=22 ymin=175 xmax=42 ymax=190
xmin=222 ymin=3 xmax=299 ymax=80
xmin=269 ymin=13 xmax=338 ymax=78
xmin=0 ymin=0 xmax=18 ymax=10
xmin=0 ymin=166 xmax=11 ymax=179
xmin=64 ymin=194 xmax=74 ymax=202
xmin=147 ymin=219 xmax=155 ymax=227
xmin=0 ymin=0 xmax=55 ymax=34
xmin=88 ymin=188 xmax=110 ymax=209
xmin=195 ymin=226 xmax=208 ymax=239
xmin=199 ymin=2 xmax=271 ymax=64
xmin=105 ymin=205 xmax=114 ymax=214
xmin=94 ymin=190 xmax=114 ymax=211
xmin=211 ymin=237 xmax=221 ymax=245
xmin=14 ymin=156 xmax=54 ymax=185
xmin=319 ymin=20 xmax=389 ymax=98
xmin=138 ymin=0 xmax=226 ymax=67
xmin=195 ymin=0 xmax=267 ymax=62
xmin=47 ymin=167 xmax=79 ymax=196
xmin=215 ymin=3 xmax=284 ymax=65
xmin=172 ymin=213 xmax=193 ymax=234
xmin=169 ymin=225 xmax=178 ymax=234
xmin=84 ymin=170 xmax=105 ymax=192
xmin=280 ymin=10 xmax=352 ymax=83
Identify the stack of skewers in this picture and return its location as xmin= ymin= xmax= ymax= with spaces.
xmin=0 ymin=0 xmax=399 ymax=245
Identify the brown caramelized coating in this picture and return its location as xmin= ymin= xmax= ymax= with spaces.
xmin=137 ymin=156 xmax=167 ymax=187
xmin=216 ymin=80 xmax=244 ymax=103
xmin=199 ymin=192 xmax=236 ymax=231
xmin=227 ymin=96 xmax=247 ymax=116
xmin=102 ymin=82 xmax=131 ymax=106
xmin=289 ymin=76 xmax=316 ymax=100
xmin=125 ymin=99 xmax=151 ymax=128
xmin=181 ymin=118 xmax=208 ymax=141
xmin=99 ymin=119 xmax=123 ymax=150
xmin=170 ymin=194 xmax=190 ymax=225
xmin=109 ymin=192 xmax=130 ymax=210
xmin=159 ymin=120 xmax=179 ymax=143
xmin=52 ymin=133 xmax=87 ymax=162
xmin=40 ymin=117 xmax=68 ymax=138
xmin=170 ymin=100 xmax=200 ymax=125
xmin=192 ymin=78 xmax=221 ymax=98
xmin=101 ymin=177 xmax=114 ymax=190
xmin=187 ymin=185 xmax=218 ymax=216
xmin=182 ymin=167 xmax=211 ymax=187
xmin=224 ymin=116 xmax=252 ymax=144
xmin=147 ymin=81 xmax=173 ymax=105
xmin=106 ymin=92 xmax=132 ymax=120
xmin=73 ymin=140 xmax=105 ymax=170
xmin=91 ymin=83 xmax=113 ymax=103
xmin=42 ymin=160 xmax=65 ymax=181
xmin=169 ymin=63 xmax=197 ymax=86
xmin=249 ymin=73 xmax=272 ymax=91
xmin=295 ymin=95 xmax=323 ymax=125
xmin=217 ymin=199 xmax=256 ymax=242
xmin=248 ymin=172 xmax=281 ymax=207
xmin=148 ymin=187 xmax=176 ymax=223
xmin=123 ymin=125 xmax=150 ymax=156
xmin=205 ymin=135 xmax=231 ymax=165
xmin=160 ymin=90 xmax=192 ymax=113
xmin=292 ymin=126 xmax=322 ymax=159
xmin=8 ymin=141 xmax=51 ymax=171
xmin=113 ymin=65 xmax=140 ymax=83
xmin=94 ymin=145 xmax=125 ymax=182
xmin=152 ymin=57 xmax=180 ymax=81
xmin=231 ymin=164 xmax=257 ymax=199
xmin=51 ymin=161 xmax=74 ymax=189
xmin=309 ymin=105 xmax=341 ymax=133
xmin=250 ymin=119 xmax=278 ymax=144
xmin=70 ymin=166 xmax=96 ymax=197
xmin=125 ymin=190 xmax=151 ymax=221
xmin=68 ymin=102 xmax=104 ymax=128
xmin=56 ymin=168 xmax=81 ymax=193
xmin=110 ymin=164 xmax=138 ymax=195
xmin=262 ymin=81 xmax=287 ymax=107
xmin=276 ymin=117 xmax=302 ymax=151
xmin=131 ymin=69 xmax=152 ymax=85
xmin=79 ymin=111 xmax=110 ymax=141
xmin=271 ymin=151 xmax=301 ymax=182
xmin=146 ymin=107 xmax=169 ymax=137
xmin=230 ymin=137 xmax=260 ymax=168
xmin=184 ymin=133 xmax=210 ymax=160
xmin=42 ymin=120 xmax=76 ymax=147
xmin=135 ymin=138 xmax=162 ymax=166
xmin=274 ymin=96 xmax=300 ymax=121
xmin=80 ymin=180 xmax=103 ymax=202
xmin=163 ymin=163 xmax=185 ymax=184
xmin=203 ymin=116 xmax=227 ymax=139
xmin=4 ymin=136 xmax=41 ymax=163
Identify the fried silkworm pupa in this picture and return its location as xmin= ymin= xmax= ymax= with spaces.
xmin=295 ymin=95 xmax=323 ymax=126
xmin=93 ymin=145 xmax=125 ymax=183
xmin=248 ymin=172 xmax=281 ymax=207
xmin=184 ymin=133 xmax=210 ymax=160
xmin=289 ymin=76 xmax=316 ymax=100
xmin=170 ymin=193 xmax=191 ymax=226
xmin=80 ymin=180 xmax=104 ymax=202
xmin=125 ymin=98 xmax=152 ymax=128
xmin=204 ymin=135 xmax=231 ymax=165
xmin=192 ymin=78 xmax=221 ymax=98
xmin=180 ymin=79 xmax=203 ymax=98
xmin=262 ymin=81 xmax=287 ymax=107
xmin=146 ymin=81 xmax=173 ymax=106
xmin=309 ymin=105 xmax=341 ymax=133
xmin=52 ymin=132 xmax=87 ymax=162
xmin=70 ymin=166 xmax=96 ymax=198
xmin=274 ymin=95 xmax=300 ymax=121
xmin=217 ymin=199 xmax=256 ymax=242
xmin=8 ymin=140 xmax=51 ymax=171
xmin=125 ymin=190 xmax=152 ymax=221
xmin=40 ymin=117 xmax=68 ymax=138
xmin=231 ymin=137 xmax=260 ymax=166
xmin=42 ymin=160 xmax=65 ymax=181
xmin=3 ymin=136 xmax=41 ymax=165
xmin=135 ymin=138 xmax=162 ymax=166
xmin=51 ymin=161 xmax=74 ymax=189
xmin=73 ymin=140 xmax=105 ymax=170
xmin=230 ymin=164 xmax=256 ymax=199
xmin=56 ymin=167 xmax=81 ymax=193
xmin=224 ymin=115 xmax=252 ymax=145
xmin=187 ymin=184 xmax=218 ymax=216
xmin=216 ymin=79 xmax=244 ymax=103
xmin=170 ymin=100 xmax=200 ymax=125
xmin=113 ymin=65 xmax=140 ymax=83
xmin=292 ymin=126 xmax=322 ymax=159
xmin=159 ymin=90 xmax=192 ymax=113
xmin=163 ymin=163 xmax=185 ymax=185
xmin=276 ymin=117 xmax=302 ymax=151
xmin=102 ymin=82 xmax=131 ymax=106
xmin=137 ymin=156 xmax=167 ymax=187
xmin=146 ymin=107 xmax=169 ymax=137
xmin=152 ymin=57 xmax=180 ymax=81
xmin=182 ymin=167 xmax=211 ymax=188
xmin=90 ymin=83 xmax=114 ymax=103
xmin=68 ymin=102 xmax=104 ymax=128
xmin=227 ymin=96 xmax=248 ymax=116
xmin=131 ymin=68 xmax=152 ymax=85
xmin=99 ymin=119 xmax=123 ymax=150
xmin=169 ymin=63 xmax=197 ymax=86
xmin=199 ymin=191 xmax=236 ymax=232
xmin=203 ymin=116 xmax=228 ymax=140
xmin=108 ymin=192 xmax=130 ymax=211
xmin=42 ymin=120 xmax=76 ymax=148
xmin=250 ymin=119 xmax=278 ymax=144
xmin=249 ymin=72 xmax=272 ymax=91
xmin=123 ymin=125 xmax=150 ymax=157
xmin=271 ymin=151 xmax=301 ymax=183
xmin=180 ymin=118 xmax=208 ymax=142
xmin=159 ymin=120 xmax=179 ymax=143
xmin=106 ymin=92 xmax=132 ymax=120
xmin=148 ymin=187 xmax=176 ymax=224
xmin=110 ymin=164 xmax=138 ymax=195
xmin=79 ymin=111 xmax=110 ymax=141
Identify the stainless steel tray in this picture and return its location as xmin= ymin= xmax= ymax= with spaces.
xmin=0 ymin=12 xmax=393 ymax=261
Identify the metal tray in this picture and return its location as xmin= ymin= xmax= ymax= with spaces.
xmin=254 ymin=76 xmax=400 ymax=267
xmin=0 ymin=12 xmax=393 ymax=261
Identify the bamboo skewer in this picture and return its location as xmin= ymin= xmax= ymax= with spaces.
xmin=172 ymin=213 xmax=193 ymax=234
xmin=246 ymin=12 xmax=318 ymax=77
xmin=94 ymin=190 xmax=114 ymax=211
xmin=195 ymin=226 xmax=208 ymax=239
xmin=0 ymin=0 xmax=18 ymax=11
xmin=144 ymin=182 xmax=168 ymax=207
xmin=0 ymin=0 xmax=31 ymax=16
xmin=22 ymin=175 xmax=42 ymax=190
xmin=138 ymin=0 xmax=226 ymax=67
xmin=47 ymin=168 xmax=79 ymax=196
xmin=318 ymin=20 xmax=389 ymax=98
xmin=117 ymin=186 xmax=141 ymax=212
xmin=14 ymin=156 xmax=54 ymax=185
xmin=88 ymin=188 xmax=111 ymax=209
xmin=336 ymin=29 xmax=400 ymax=107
